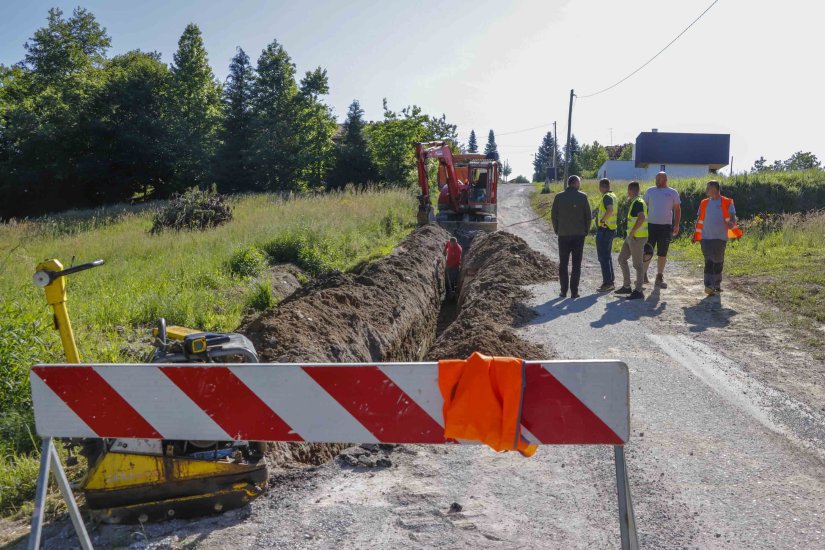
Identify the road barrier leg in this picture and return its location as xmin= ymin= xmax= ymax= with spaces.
xmin=614 ymin=445 xmax=639 ymax=550
xmin=28 ymin=437 xmax=93 ymax=550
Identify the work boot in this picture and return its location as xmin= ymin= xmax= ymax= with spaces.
xmin=597 ymin=282 xmax=615 ymax=292
xmin=655 ymin=274 xmax=668 ymax=289
xmin=628 ymin=290 xmax=644 ymax=300
xmin=704 ymin=286 xmax=716 ymax=296
xmin=615 ymin=286 xmax=632 ymax=295
xmin=714 ymin=286 xmax=723 ymax=293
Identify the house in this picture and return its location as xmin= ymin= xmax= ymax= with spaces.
xmin=597 ymin=130 xmax=730 ymax=180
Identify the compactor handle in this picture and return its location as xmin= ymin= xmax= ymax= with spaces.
xmin=33 ymin=259 xmax=104 ymax=288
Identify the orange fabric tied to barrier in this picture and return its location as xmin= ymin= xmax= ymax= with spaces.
xmin=438 ymin=352 xmax=538 ymax=457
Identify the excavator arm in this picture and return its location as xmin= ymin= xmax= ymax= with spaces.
xmin=415 ymin=141 xmax=462 ymax=223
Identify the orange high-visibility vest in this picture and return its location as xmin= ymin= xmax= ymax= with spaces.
xmin=693 ymin=196 xmax=743 ymax=241
xmin=438 ymin=352 xmax=537 ymax=457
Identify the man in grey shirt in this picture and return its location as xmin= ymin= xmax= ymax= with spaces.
xmin=551 ymin=175 xmax=591 ymax=298
xmin=692 ymin=180 xmax=740 ymax=295
xmin=643 ymin=172 xmax=681 ymax=289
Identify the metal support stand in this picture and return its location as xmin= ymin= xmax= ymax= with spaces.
xmin=614 ymin=445 xmax=639 ymax=550
xmin=29 ymin=437 xmax=92 ymax=550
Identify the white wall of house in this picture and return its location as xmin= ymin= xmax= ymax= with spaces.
xmin=597 ymin=161 xmax=713 ymax=181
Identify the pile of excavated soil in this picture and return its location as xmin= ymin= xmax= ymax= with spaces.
xmin=238 ymin=224 xmax=450 ymax=467
xmin=427 ymin=231 xmax=558 ymax=360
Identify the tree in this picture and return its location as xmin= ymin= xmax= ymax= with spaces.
xmin=216 ymin=48 xmax=256 ymax=193
xmin=296 ymin=67 xmax=336 ymax=189
xmin=578 ymin=140 xmax=609 ymax=177
xmin=79 ymin=50 xmax=172 ymax=203
xmin=501 ymin=159 xmax=512 ymax=182
xmin=564 ymin=135 xmax=582 ymax=177
xmin=250 ymin=39 xmax=300 ymax=191
xmin=511 ymin=175 xmax=530 ymax=184
xmin=23 ymin=7 xmax=110 ymax=85
xmin=619 ymin=143 xmax=633 ymax=160
xmin=532 ymin=131 xmax=559 ymax=182
xmin=365 ymin=99 xmax=431 ymax=185
xmin=467 ymin=130 xmax=478 ymax=153
xmin=166 ymin=24 xmax=222 ymax=191
xmin=751 ymin=156 xmax=768 ymax=173
xmin=484 ymin=129 xmax=499 ymax=161
xmin=783 ymin=151 xmax=821 ymax=171
xmin=329 ymin=100 xmax=378 ymax=189
xmin=0 ymin=7 xmax=112 ymax=216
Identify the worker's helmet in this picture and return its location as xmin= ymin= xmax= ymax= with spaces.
xmin=643 ymin=243 xmax=654 ymax=263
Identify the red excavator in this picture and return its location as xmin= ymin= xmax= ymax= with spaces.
xmin=415 ymin=141 xmax=498 ymax=232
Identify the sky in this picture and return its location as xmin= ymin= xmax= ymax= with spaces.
xmin=1 ymin=0 xmax=821 ymax=178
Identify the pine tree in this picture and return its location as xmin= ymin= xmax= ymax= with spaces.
xmin=467 ymin=130 xmax=478 ymax=153
xmin=329 ymin=100 xmax=378 ymax=189
xmin=483 ymin=129 xmax=499 ymax=162
xmin=216 ymin=47 xmax=255 ymax=193
xmin=250 ymin=39 xmax=300 ymax=191
xmin=295 ymin=67 xmax=337 ymax=189
xmin=532 ymin=131 xmax=559 ymax=182
xmin=564 ymin=135 xmax=582 ymax=178
xmin=166 ymin=24 xmax=222 ymax=191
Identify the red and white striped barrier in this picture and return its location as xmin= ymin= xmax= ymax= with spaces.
xmin=30 ymin=360 xmax=629 ymax=445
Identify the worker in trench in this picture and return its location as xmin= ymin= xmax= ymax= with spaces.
xmin=443 ymin=236 xmax=463 ymax=294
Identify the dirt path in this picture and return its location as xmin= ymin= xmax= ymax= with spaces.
xmin=501 ymin=183 xmax=825 ymax=548
xmin=24 ymin=185 xmax=825 ymax=549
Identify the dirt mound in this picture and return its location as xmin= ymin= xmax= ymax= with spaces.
xmin=427 ymin=231 xmax=557 ymax=360
xmin=238 ymin=225 xmax=450 ymax=467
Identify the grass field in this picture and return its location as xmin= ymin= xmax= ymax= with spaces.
xmin=0 ymin=187 xmax=416 ymax=517
xmin=530 ymin=174 xmax=825 ymax=340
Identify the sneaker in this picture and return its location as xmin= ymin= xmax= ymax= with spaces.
xmin=628 ymin=290 xmax=645 ymax=300
xmin=655 ymin=274 xmax=668 ymax=289
xmin=571 ymin=292 xmax=580 ymax=299
xmin=559 ymin=290 xmax=568 ymax=298
xmin=597 ymin=283 xmax=615 ymax=292
xmin=704 ymin=287 xmax=716 ymax=296
xmin=615 ymin=286 xmax=632 ymax=295
xmin=714 ymin=286 xmax=723 ymax=293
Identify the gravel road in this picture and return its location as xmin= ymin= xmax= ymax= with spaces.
xmin=29 ymin=184 xmax=825 ymax=549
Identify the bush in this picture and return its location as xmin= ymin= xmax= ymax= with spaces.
xmin=245 ymin=278 xmax=275 ymax=312
xmin=150 ymin=187 xmax=233 ymax=234
xmin=511 ymin=175 xmax=530 ymax=183
xmin=227 ymin=246 xmax=268 ymax=278
xmin=261 ymin=230 xmax=339 ymax=275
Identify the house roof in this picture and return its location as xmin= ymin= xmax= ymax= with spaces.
xmin=634 ymin=132 xmax=730 ymax=169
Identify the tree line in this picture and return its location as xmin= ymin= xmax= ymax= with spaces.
xmin=0 ymin=8 xmax=460 ymax=218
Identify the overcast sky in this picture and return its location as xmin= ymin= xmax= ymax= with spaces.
xmin=1 ymin=0 xmax=820 ymax=178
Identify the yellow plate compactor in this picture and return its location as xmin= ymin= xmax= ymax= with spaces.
xmin=33 ymin=258 xmax=268 ymax=523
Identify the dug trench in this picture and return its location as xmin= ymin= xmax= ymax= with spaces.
xmin=236 ymin=224 xmax=559 ymax=469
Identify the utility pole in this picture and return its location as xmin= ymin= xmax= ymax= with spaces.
xmin=563 ymin=89 xmax=574 ymax=188
xmin=730 ymin=156 xmax=734 ymax=177
xmin=609 ymin=128 xmax=613 ymax=146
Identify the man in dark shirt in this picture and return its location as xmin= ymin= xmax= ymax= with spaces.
xmin=551 ymin=175 xmax=592 ymax=298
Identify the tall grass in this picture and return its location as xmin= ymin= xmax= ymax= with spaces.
xmin=0 ymin=187 xmax=417 ymax=516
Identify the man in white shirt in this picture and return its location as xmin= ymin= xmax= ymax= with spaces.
xmin=642 ymin=172 xmax=681 ymax=289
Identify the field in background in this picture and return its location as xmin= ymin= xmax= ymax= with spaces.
xmin=530 ymin=172 xmax=825 ymax=343
xmin=0 ymin=188 xmax=416 ymax=518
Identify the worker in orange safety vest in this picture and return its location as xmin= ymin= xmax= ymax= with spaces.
xmin=691 ymin=180 xmax=742 ymax=296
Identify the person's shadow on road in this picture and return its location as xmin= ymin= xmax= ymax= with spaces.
xmin=528 ymin=293 xmax=599 ymax=324
xmin=682 ymin=295 xmax=738 ymax=332
xmin=590 ymin=287 xmax=667 ymax=328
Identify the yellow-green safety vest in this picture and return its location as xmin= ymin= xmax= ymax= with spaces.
xmin=598 ymin=192 xmax=618 ymax=230
xmin=627 ymin=197 xmax=648 ymax=238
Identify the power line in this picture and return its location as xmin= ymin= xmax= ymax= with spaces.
xmin=496 ymin=123 xmax=553 ymax=137
xmin=578 ymin=0 xmax=720 ymax=99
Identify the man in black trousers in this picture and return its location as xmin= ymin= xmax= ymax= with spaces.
xmin=551 ymin=175 xmax=592 ymax=298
